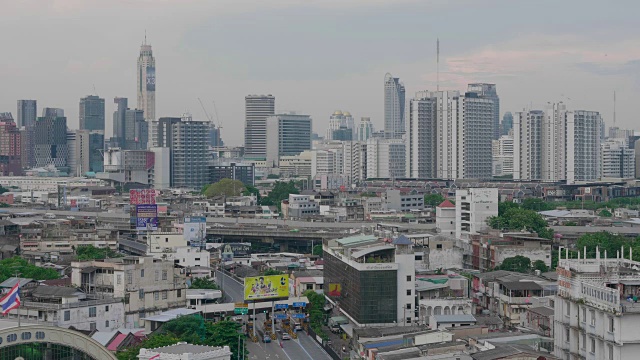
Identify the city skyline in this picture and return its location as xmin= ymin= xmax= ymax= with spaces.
xmin=1 ymin=1 xmax=639 ymax=146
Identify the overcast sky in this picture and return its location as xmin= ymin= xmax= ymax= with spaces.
xmin=2 ymin=0 xmax=639 ymax=146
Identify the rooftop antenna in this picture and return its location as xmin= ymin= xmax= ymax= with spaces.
xmin=613 ymin=90 xmax=616 ymax=126
xmin=93 ymin=84 xmax=97 ymax=96
xmin=144 ymin=30 xmax=147 ymax=45
xmin=436 ymin=38 xmax=440 ymax=91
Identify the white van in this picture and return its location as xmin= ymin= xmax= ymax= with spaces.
xmin=44 ymin=213 xmax=56 ymax=219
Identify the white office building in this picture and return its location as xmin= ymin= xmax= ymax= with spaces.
xmin=513 ymin=110 xmax=544 ymax=180
xmin=343 ymin=141 xmax=367 ymax=185
xmin=554 ymin=249 xmax=640 ymax=360
xmin=384 ymin=73 xmax=406 ymax=139
xmin=325 ymin=110 xmax=354 ymax=140
xmin=492 ymin=132 xmax=514 ymax=177
xmin=407 ymin=91 xmax=437 ymax=179
xmin=366 ymin=138 xmax=405 ymax=179
xmin=265 ymin=113 xmax=312 ymax=166
xmin=356 ymin=117 xmax=374 ymax=142
xmin=455 ymin=188 xmax=498 ymax=241
xmin=601 ymin=139 xmax=635 ymax=179
xmin=244 ymin=94 xmax=275 ymax=159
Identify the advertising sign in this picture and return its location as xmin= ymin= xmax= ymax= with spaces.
xmin=129 ymin=189 xmax=156 ymax=205
xmin=328 ymin=283 xmax=342 ymax=297
xmin=136 ymin=204 xmax=158 ymax=231
xmin=146 ymin=66 xmax=156 ymax=91
xmin=184 ymin=217 xmax=207 ymax=248
xmin=244 ymin=275 xmax=289 ymax=301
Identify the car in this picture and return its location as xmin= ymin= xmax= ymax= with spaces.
xmin=263 ymin=335 xmax=271 ymax=343
xmin=44 ymin=213 xmax=56 ymax=219
xmin=281 ymin=333 xmax=291 ymax=340
xmin=66 ymin=216 xmax=76 ymax=220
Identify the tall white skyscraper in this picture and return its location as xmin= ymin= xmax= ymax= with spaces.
xmin=513 ymin=110 xmax=544 ymax=180
xmin=601 ymin=139 xmax=635 ymax=179
xmin=325 ymin=110 xmax=353 ymax=140
xmin=366 ymin=138 xmax=405 ymax=179
xmin=244 ymin=95 xmax=275 ymax=159
xmin=407 ymin=91 xmax=437 ymax=179
xmin=356 ymin=117 xmax=374 ymax=142
xmin=137 ymin=40 xmax=156 ymax=147
xmin=384 ymin=73 xmax=405 ymax=139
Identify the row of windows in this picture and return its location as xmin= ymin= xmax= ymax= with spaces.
xmin=0 ymin=331 xmax=46 ymax=344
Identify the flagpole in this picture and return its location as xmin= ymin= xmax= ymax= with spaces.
xmin=14 ymin=272 xmax=20 ymax=327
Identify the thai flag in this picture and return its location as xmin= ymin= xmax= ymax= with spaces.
xmin=0 ymin=283 xmax=20 ymax=315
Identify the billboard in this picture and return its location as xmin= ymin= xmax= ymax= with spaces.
xmin=328 ymin=283 xmax=342 ymax=297
xmin=136 ymin=204 xmax=158 ymax=231
xmin=244 ymin=275 xmax=289 ymax=301
xmin=146 ymin=66 xmax=156 ymax=91
xmin=184 ymin=217 xmax=207 ymax=248
xmin=130 ymin=189 xmax=156 ymax=205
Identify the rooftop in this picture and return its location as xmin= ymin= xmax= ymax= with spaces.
xmin=149 ymin=343 xmax=229 ymax=355
xmin=432 ymin=314 xmax=477 ymax=323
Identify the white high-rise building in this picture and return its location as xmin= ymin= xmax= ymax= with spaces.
xmin=366 ymin=138 xmax=405 ymax=179
xmin=407 ymin=91 xmax=437 ymax=179
xmin=343 ymin=141 xmax=366 ymax=185
xmin=384 ymin=73 xmax=406 ymax=139
xmin=137 ymin=41 xmax=156 ymax=147
xmin=434 ymin=91 xmax=461 ymax=179
xmin=492 ymin=132 xmax=514 ymax=177
xmin=325 ymin=110 xmax=354 ymax=140
xmin=311 ymin=148 xmax=344 ymax=178
xmin=514 ymin=104 xmax=603 ymax=183
xmin=601 ymin=139 xmax=635 ymax=179
xmin=356 ymin=117 xmax=374 ymax=142
xmin=244 ymin=95 xmax=275 ymax=159
xmin=468 ymin=83 xmax=500 ymax=140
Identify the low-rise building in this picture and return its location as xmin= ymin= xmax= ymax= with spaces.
xmin=456 ymin=188 xmax=498 ymax=241
xmin=284 ymin=194 xmax=319 ymax=219
xmin=138 ymin=342 xmax=232 ymax=360
xmin=467 ymin=230 xmax=552 ymax=271
xmin=385 ymin=189 xmax=424 ymax=212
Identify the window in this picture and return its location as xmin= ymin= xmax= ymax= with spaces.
xmin=89 ymin=307 xmax=96 ymax=318
xmin=565 ymin=327 xmax=570 ymax=343
xmin=139 ymin=289 xmax=144 ymax=300
xmin=126 ymin=270 xmax=133 ymax=284
xmin=582 ymin=307 xmax=586 ymax=323
xmin=105 ymin=320 xmax=110 ymax=328
xmin=155 ymin=270 xmax=159 ymax=281
xmin=154 ymin=291 xmax=159 ymax=301
xmin=177 ymin=289 xmax=182 ymax=298
xmin=590 ymin=337 xmax=595 ymax=353
xmin=608 ymin=344 xmax=613 ymax=360
xmin=105 ymin=305 xmax=109 ymax=312
xmin=565 ymin=301 xmax=570 ymax=316
xmin=406 ymin=289 xmax=412 ymax=296
xmin=117 ymin=275 xmax=122 ymax=285
xmin=609 ymin=317 xmax=614 ymax=332
xmin=64 ymin=311 xmax=70 ymax=321
xmin=590 ymin=310 xmax=596 ymax=326
xmin=406 ymin=303 xmax=411 ymax=310
xmin=21 ymin=332 xmax=31 ymax=340
xmin=406 ymin=317 xmax=412 ymax=323
xmin=436 ymin=244 xmax=443 ymax=249
xmin=162 ymin=270 xmax=168 ymax=280
xmin=306 ymin=284 xmax=314 ymax=290
xmin=581 ymin=333 xmax=586 ymax=349
xmin=140 ymin=269 xmax=144 ymax=278
xmin=90 ymin=322 xmax=96 ymax=331
xmin=406 ymin=275 xmax=412 ymax=282
xmin=124 ymin=294 xmax=130 ymax=305
xmin=162 ymin=290 xmax=168 ymax=300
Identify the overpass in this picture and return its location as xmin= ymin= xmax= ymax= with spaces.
xmin=207 ymin=227 xmax=346 ymax=252
xmin=0 ymin=323 xmax=116 ymax=359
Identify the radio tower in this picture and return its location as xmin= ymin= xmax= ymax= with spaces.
xmin=437 ymin=38 xmax=440 ymax=91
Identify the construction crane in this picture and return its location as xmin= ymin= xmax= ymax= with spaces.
xmin=197 ymin=98 xmax=223 ymax=130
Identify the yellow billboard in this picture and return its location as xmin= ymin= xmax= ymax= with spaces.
xmin=244 ymin=275 xmax=289 ymax=301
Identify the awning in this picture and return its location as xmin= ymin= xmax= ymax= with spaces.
xmin=621 ymin=280 xmax=640 ymax=286
xmin=340 ymin=324 xmax=354 ymax=338
xmin=80 ymin=266 xmax=98 ymax=274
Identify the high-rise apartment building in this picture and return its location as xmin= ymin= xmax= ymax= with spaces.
xmin=244 ymin=95 xmax=275 ymax=159
xmin=514 ymin=104 xmax=603 ymax=183
xmin=384 ymin=73 xmax=405 ymax=139
xmin=407 ymin=91 xmax=437 ymax=179
xmin=492 ymin=133 xmax=514 ymax=177
xmin=356 ymin=117 xmax=374 ymax=142
xmin=20 ymin=127 xmax=34 ymax=170
xmin=0 ymin=117 xmax=22 ymax=175
xmin=157 ymin=114 xmax=208 ymax=189
xmin=34 ymin=113 xmax=68 ymax=169
xmin=501 ymin=112 xmax=513 ymax=136
xmin=468 ymin=83 xmax=500 ymax=140
xmin=343 ymin=141 xmax=367 ymax=185
xmin=79 ymin=95 xmax=105 ymax=131
xmin=137 ymin=41 xmax=156 ymax=147
xmin=601 ymin=139 xmax=635 ymax=179
xmin=265 ymin=113 xmax=312 ymax=166
xmin=66 ymin=130 xmax=91 ymax=176
xmin=366 ymin=138 xmax=405 ymax=179
xmin=433 ymin=91 xmax=461 ymax=179
xmin=326 ymin=110 xmax=354 ymax=140
xmin=112 ymin=97 xmax=147 ymax=150
xmin=17 ymin=100 xmax=37 ymax=129
xmin=460 ymin=90 xmax=496 ymax=179
xmin=608 ymin=126 xmax=634 ymax=141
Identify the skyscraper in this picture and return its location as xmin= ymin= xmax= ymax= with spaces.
xmin=157 ymin=114 xmax=208 ymax=189
xmin=501 ymin=112 xmax=513 ymax=136
xmin=112 ymin=97 xmax=147 ymax=150
xmin=326 ymin=110 xmax=353 ymax=140
xmin=137 ymin=40 xmax=156 ymax=147
xmin=17 ymin=100 xmax=37 ymax=129
xmin=79 ymin=95 xmax=105 ymax=131
xmin=384 ymin=73 xmax=405 ymax=139
xmin=356 ymin=117 xmax=374 ymax=142
xmin=244 ymin=94 xmax=275 ymax=159
xmin=468 ymin=83 xmax=500 ymax=140
xmin=34 ymin=112 xmax=68 ymax=169
xmin=407 ymin=91 xmax=437 ymax=179
xmin=0 ymin=116 xmax=22 ymax=175
xmin=513 ymin=110 xmax=544 ymax=180
xmin=265 ymin=113 xmax=312 ymax=166
xmin=112 ymin=97 xmax=128 ymax=148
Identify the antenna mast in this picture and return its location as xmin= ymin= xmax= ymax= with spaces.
xmin=436 ymin=38 xmax=440 ymax=91
xmin=613 ymin=90 xmax=616 ymax=126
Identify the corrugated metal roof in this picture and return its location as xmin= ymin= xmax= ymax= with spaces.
xmin=336 ymin=234 xmax=378 ymax=246
xmin=351 ymin=245 xmax=395 ymax=259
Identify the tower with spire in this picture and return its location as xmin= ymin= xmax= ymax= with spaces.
xmin=137 ymin=34 xmax=156 ymax=147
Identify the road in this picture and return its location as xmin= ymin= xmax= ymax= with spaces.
xmin=215 ymin=270 xmax=244 ymax=303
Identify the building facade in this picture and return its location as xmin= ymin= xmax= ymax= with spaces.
xmin=17 ymin=100 xmax=37 ymax=129
xmin=384 ymin=73 xmax=406 ymax=139
xmin=79 ymin=95 xmax=105 ymax=131
xmin=34 ymin=113 xmax=68 ymax=169
xmin=408 ymin=91 xmax=437 ymax=179
xmin=0 ymin=119 xmax=22 ymax=175
xmin=601 ymin=139 xmax=635 ymax=179
xmin=366 ymin=138 xmax=405 ymax=179
xmin=501 ymin=112 xmax=513 ymax=136
xmin=455 ymin=188 xmax=498 ymax=240
xmin=208 ymin=163 xmax=255 ymax=186
xmin=513 ymin=110 xmax=544 ymax=180
xmin=265 ymin=113 xmax=312 ymax=166
xmin=492 ymin=133 xmax=514 ymax=177
xmin=244 ymin=94 xmax=275 ymax=159
xmin=356 ymin=117 xmax=374 ymax=142
xmin=137 ymin=41 xmax=156 ymax=147
xmin=468 ymin=83 xmax=500 ymax=140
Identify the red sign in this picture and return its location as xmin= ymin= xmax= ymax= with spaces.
xmin=70 ymin=199 xmax=77 ymax=207
xmin=129 ymin=189 xmax=156 ymax=205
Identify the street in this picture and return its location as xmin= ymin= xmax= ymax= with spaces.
xmin=215 ymin=269 xmax=244 ymax=303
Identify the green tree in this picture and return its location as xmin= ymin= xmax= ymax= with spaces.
xmin=189 ymin=277 xmax=220 ymax=290
xmin=203 ymin=179 xmax=246 ymax=198
xmin=263 ymin=268 xmax=284 ymax=276
xmin=0 ymin=257 xmax=60 ymax=283
xmin=267 ymin=181 xmax=299 ymax=208
xmin=267 ymin=174 xmax=280 ymax=179
xmin=0 ymin=186 xmax=8 ymax=195
xmin=599 ymin=209 xmax=613 ymax=217
xmin=242 ymin=185 xmax=261 ymax=201
xmin=76 ymin=245 xmax=122 ymax=260
xmin=488 ymin=207 xmax=553 ymax=239
xmin=304 ymin=290 xmax=328 ymax=340
xmin=532 ymin=260 xmax=549 ymax=273
xmin=521 ymin=198 xmax=554 ymax=212
xmin=576 ymin=232 xmax=640 ymax=260
xmin=495 ymin=255 xmax=531 ymax=273
xmin=498 ymin=201 xmax=521 ymax=216
xmin=360 ymin=192 xmax=377 ymax=197
xmin=116 ymin=333 xmax=182 ymax=360
xmin=312 ymin=244 xmax=323 ymax=256
xmin=424 ymin=193 xmax=445 ymax=207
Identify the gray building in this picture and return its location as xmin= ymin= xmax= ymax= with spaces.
xmin=501 ymin=111 xmax=513 ymax=136
xmin=112 ymin=97 xmax=147 ymax=150
xmin=265 ymin=113 xmax=312 ymax=166
xmin=384 ymin=73 xmax=405 ymax=139
xmin=460 ymin=90 xmax=495 ymax=179
xmin=157 ymin=115 xmax=208 ymax=189
xmin=407 ymin=91 xmax=437 ymax=179
xmin=34 ymin=113 xmax=68 ymax=169
xmin=208 ymin=163 xmax=255 ymax=187
xmin=137 ymin=41 xmax=156 ymax=146
xmin=244 ymin=94 xmax=275 ymax=159
xmin=17 ymin=100 xmax=37 ymax=129
xmin=468 ymin=83 xmax=500 ymax=140
xmin=79 ymin=95 xmax=105 ymax=131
